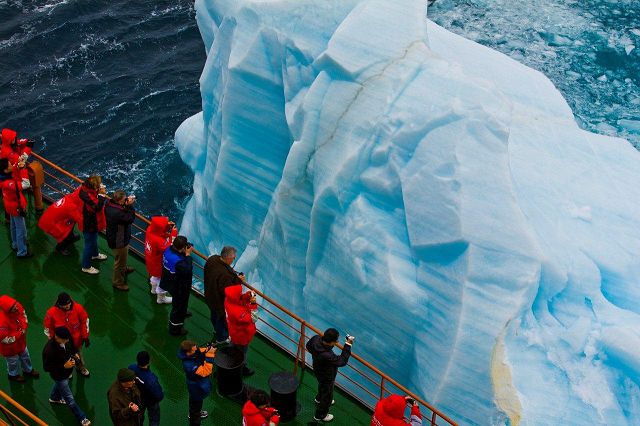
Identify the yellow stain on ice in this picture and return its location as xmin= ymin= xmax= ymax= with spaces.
xmin=491 ymin=330 xmax=522 ymax=426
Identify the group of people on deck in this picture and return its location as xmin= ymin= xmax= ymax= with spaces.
xmin=0 ymin=127 xmax=424 ymax=425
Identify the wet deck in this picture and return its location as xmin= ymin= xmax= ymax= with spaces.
xmin=0 ymin=203 xmax=371 ymax=425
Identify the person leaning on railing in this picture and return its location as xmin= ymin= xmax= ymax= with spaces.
xmin=105 ymin=190 xmax=136 ymax=291
xmin=371 ymin=394 xmax=422 ymax=426
xmin=0 ymin=158 xmax=32 ymax=258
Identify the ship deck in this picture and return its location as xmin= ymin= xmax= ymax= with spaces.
xmin=0 ymin=203 xmax=372 ymax=425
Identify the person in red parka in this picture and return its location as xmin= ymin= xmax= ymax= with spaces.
xmin=224 ymin=284 xmax=258 ymax=376
xmin=1 ymin=129 xmax=32 ymax=195
xmin=44 ymin=292 xmax=91 ymax=377
xmin=242 ymin=389 xmax=280 ymax=426
xmin=371 ymin=394 xmax=422 ymax=426
xmin=0 ymin=295 xmax=40 ymax=382
xmin=38 ymin=191 xmax=83 ymax=256
xmin=1 ymin=158 xmax=32 ymax=258
xmin=145 ymin=216 xmax=176 ymax=304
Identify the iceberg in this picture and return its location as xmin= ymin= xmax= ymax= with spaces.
xmin=175 ymin=0 xmax=640 ymax=424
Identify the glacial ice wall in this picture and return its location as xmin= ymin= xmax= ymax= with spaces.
xmin=175 ymin=0 xmax=640 ymax=424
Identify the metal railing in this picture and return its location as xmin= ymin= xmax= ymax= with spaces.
xmin=0 ymin=391 xmax=47 ymax=426
xmin=31 ymin=153 xmax=457 ymax=426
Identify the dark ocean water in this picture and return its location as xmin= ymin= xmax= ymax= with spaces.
xmin=429 ymin=0 xmax=640 ymax=147
xmin=0 ymin=0 xmax=205 ymax=218
xmin=0 ymin=0 xmax=637 ymax=222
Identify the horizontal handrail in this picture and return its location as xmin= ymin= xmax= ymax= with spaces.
xmin=30 ymin=152 xmax=457 ymax=426
xmin=0 ymin=391 xmax=47 ymax=426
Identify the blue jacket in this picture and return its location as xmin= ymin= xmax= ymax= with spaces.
xmin=177 ymin=348 xmax=214 ymax=401
xmin=159 ymin=246 xmax=192 ymax=294
xmin=128 ymin=363 xmax=164 ymax=406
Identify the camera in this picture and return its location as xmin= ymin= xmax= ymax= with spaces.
xmin=186 ymin=242 xmax=193 ymax=249
xmin=16 ymin=138 xmax=35 ymax=149
xmin=406 ymin=397 xmax=415 ymax=406
xmin=346 ymin=334 xmax=355 ymax=343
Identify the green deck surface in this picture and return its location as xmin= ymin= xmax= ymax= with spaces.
xmin=0 ymin=204 xmax=372 ymax=425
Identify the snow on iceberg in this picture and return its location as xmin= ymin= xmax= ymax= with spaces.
xmin=175 ymin=0 xmax=640 ymax=424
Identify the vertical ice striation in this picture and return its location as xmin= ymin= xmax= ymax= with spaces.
xmin=175 ymin=0 xmax=640 ymax=424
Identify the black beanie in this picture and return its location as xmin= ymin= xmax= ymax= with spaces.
xmin=54 ymin=326 xmax=72 ymax=340
xmin=56 ymin=292 xmax=72 ymax=306
xmin=136 ymin=351 xmax=150 ymax=366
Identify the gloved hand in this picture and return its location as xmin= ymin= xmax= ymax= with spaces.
xmin=251 ymin=309 xmax=259 ymax=324
xmin=83 ymin=338 xmax=91 ymax=348
xmin=1 ymin=336 xmax=16 ymax=344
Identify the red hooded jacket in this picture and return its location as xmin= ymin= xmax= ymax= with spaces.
xmin=371 ymin=395 xmax=422 ymax=426
xmin=1 ymin=178 xmax=27 ymax=217
xmin=0 ymin=295 xmax=28 ymax=357
xmin=242 ymin=400 xmax=280 ymax=426
xmin=76 ymin=185 xmax=106 ymax=232
xmin=224 ymin=285 xmax=258 ymax=346
xmin=1 ymin=129 xmax=31 ymax=181
xmin=145 ymin=216 xmax=176 ymax=277
xmin=44 ymin=301 xmax=89 ymax=349
xmin=38 ymin=192 xmax=82 ymax=242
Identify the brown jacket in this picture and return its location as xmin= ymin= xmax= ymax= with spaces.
xmin=107 ymin=381 xmax=143 ymax=426
xmin=204 ymin=255 xmax=242 ymax=315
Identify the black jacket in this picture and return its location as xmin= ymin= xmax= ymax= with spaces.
xmin=105 ymin=200 xmax=136 ymax=249
xmin=42 ymin=339 xmax=78 ymax=381
xmin=159 ymin=246 xmax=193 ymax=294
xmin=203 ymin=255 xmax=243 ymax=315
xmin=305 ymin=335 xmax=351 ymax=384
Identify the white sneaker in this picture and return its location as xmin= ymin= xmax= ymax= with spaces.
xmin=81 ymin=267 xmax=99 ymax=275
xmin=314 ymin=414 xmax=334 ymax=422
xmin=91 ymin=253 xmax=107 ymax=260
xmin=156 ymin=293 xmax=172 ymax=304
xmin=81 ymin=419 xmax=91 ymax=426
xmin=150 ymin=282 xmax=159 ymax=294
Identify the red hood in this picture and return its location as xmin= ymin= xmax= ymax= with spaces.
xmin=242 ymin=400 xmax=261 ymax=417
xmin=382 ymin=394 xmax=407 ymax=419
xmin=1 ymin=128 xmax=16 ymax=148
xmin=0 ymin=295 xmax=17 ymax=313
xmin=149 ymin=216 xmax=169 ymax=235
xmin=225 ymin=285 xmax=243 ymax=304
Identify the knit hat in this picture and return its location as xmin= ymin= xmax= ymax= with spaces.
xmin=117 ymin=368 xmax=136 ymax=383
xmin=136 ymin=351 xmax=150 ymax=366
xmin=56 ymin=292 xmax=72 ymax=306
xmin=54 ymin=326 xmax=71 ymax=340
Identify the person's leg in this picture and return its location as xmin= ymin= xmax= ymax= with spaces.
xmin=56 ymin=230 xmax=76 ymax=253
xmin=81 ymin=232 xmax=95 ymax=269
xmin=57 ymin=379 xmax=87 ymax=421
xmin=9 ymin=215 xmax=17 ymax=250
xmin=112 ymin=247 xmax=127 ymax=286
xmin=314 ymin=381 xmax=333 ymax=419
xmin=18 ymin=348 xmax=34 ymax=374
xmin=89 ymin=232 xmax=99 ymax=257
xmin=169 ymin=285 xmax=186 ymax=334
xmin=6 ymin=355 xmax=19 ymax=377
xmin=16 ymin=216 xmax=27 ymax=255
xmin=12 ymin=216 xmax=28 ymax=256
xmin=213 ymin=312 xmax=229 ymax=342
xmin=147 ymin=401 xmax=160 ymax=426
xmin=188 ymin=398 xmax=202 ymax=425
